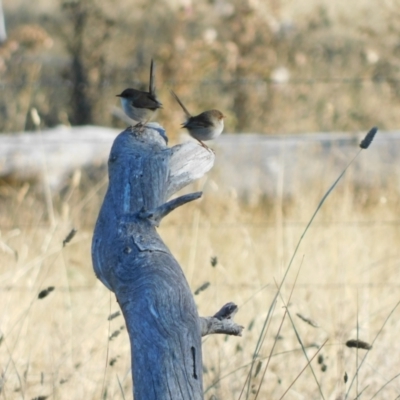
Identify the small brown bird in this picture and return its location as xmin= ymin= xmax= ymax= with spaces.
xmin=171 ymin=90 xmax=225 ymax=149
xmin=116 ymin=59 xmax=162 ymax=128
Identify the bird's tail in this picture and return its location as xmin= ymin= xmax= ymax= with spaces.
xmin=149 ymin=58 xmax=156 ymax=96
xmin=170 ymin=90 xmax=192 ymax=118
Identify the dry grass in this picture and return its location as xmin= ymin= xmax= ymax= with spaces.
xmin=2 ymin=0 xmax=400 ymax=398
xmin=1 ymin=139 xmax=400 ymax=399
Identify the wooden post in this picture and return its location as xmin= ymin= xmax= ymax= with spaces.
xmin=92 ymin=125 xmax=242 ymax=400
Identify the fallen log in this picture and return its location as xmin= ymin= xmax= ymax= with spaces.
xmin=0 ymin=125 xmax=119 ymax=187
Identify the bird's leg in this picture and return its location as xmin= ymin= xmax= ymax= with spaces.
xmin=134 ymin=115 xmax=154 ymax=133
xmin=129 ymin=123 xmax=140 ymax=133
xmin=133 ymin=121 xmax=145 ymax=133
xmin=196 ymin=139 xmax=214 ymax=153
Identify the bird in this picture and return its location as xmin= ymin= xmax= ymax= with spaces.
xmin=116 ymin=59 xmax=162 ymax=129
xmin=170 ymin=90 xmax=225 ymax=150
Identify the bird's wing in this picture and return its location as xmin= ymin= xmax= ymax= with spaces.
xmin=129 ymin=90 xmax=162 ymax=110
xmin=185 ymin=112 xmax=213 ymax=128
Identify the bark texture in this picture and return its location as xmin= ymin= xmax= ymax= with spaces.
xmin=92 ymin=126 xmax=214 ymax=399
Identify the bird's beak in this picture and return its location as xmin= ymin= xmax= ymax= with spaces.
xmin=116 ymin=94 xmax=122 ymax=97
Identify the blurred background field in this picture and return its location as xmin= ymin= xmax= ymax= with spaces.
xmin=1 ymin=0 xmax=400 ymax=399
xmin=2 ymin=0 xmax=400 ymax=136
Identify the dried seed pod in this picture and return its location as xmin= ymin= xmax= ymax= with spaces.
xmin=254 ymin=360 xmax=262 ymax=377
xmin=359 ymin=127 xmax=378 ymax=149
xmin=194 ymin=282 xmax=210 ymax=295
xmin=109 ymin=357 xmax=118 ymax=366
xmin=210 ymin=256 xmax=218 ymax=267
xmin=63 ymin=228 xmax=77 ymax=247
xmin=107 ymin=311 xmax=121 ymax=321
xmin=109 ymin=330 xmax=120 ymax=340
xmin=296 ymin=313 xmax=319 ymax=328
xmin=248 ymin=319 xmax=255 ymax=331
xmin=345 ymin=339 xmax=372 ymax=350
xmin=38 ymin=286 xmax=55 ymax=299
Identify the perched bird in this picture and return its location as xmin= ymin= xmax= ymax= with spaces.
xmin=170 ymin=90 xmax=225 ymax=150
xmin=116 ymin=59 xmax=162 ymax=128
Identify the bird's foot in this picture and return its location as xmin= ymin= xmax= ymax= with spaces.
xmin=132 ymin=122 xmax=146 ymax=133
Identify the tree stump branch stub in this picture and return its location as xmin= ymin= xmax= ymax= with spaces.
xmin=200 ymin=302 xmax=244 ymax=337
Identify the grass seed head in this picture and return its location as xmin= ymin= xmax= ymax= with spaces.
xmin=194 ymin=281 xmax=211 ymax=295
xmin=359 ymin=126 xmax=378 ymax=149
xmin=107 ymin=311 xmax=121 ymax=321
xmin=62 ymin=228 xmax=77 ymax=247
xmin=345 ymin=339 xmax=372 ymax=350
xmin=210 ymin=256 xmax=218 ymax=267
xmin=38 ymin=286 xmax=55 ymax=299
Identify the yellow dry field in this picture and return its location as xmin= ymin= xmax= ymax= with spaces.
xmin=0 ymin=137 xmax=399 ymax=400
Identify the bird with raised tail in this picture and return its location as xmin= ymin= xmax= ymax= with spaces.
xmin=116 ymin=59 xmax=162 ymax=129
xmin=171 ymin=90 xmax=225 ymax=150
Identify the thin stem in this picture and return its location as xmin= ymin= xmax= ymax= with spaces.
xmin=278 ymin=339 xmax=328 ymax=400
xmin=254 ymin=258 xmax=304 ymax=400
xmin=345 ymin=301 xmax=400 ymax=399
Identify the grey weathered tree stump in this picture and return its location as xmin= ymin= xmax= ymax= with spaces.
xmin=92 ymin=125 xmax=242 ymax=400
